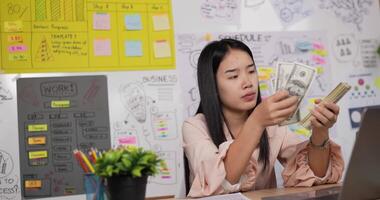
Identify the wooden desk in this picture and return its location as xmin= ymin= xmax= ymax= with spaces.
xmin=243 ymin=184 xmax=340 ymax=200
xmin=151 ymin=184 xmax=341 ymax=199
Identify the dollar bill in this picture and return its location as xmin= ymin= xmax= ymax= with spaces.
xmin=280 ymin=62 xmax=316 ymax=126
xmin=275 ymin=62 xmax=295 ymax=91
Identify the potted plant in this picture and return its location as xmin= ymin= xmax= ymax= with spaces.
xmin=95 ymin=146 xmax=165 ymax=200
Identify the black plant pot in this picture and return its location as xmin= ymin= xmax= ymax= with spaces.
xmin=107 ymin=175 xmax=148 ymax=200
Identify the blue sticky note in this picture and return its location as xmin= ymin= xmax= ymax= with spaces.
xmin=125 ymin=40 xmax=143 ymax=57
xmin=125 ymin=14 xmax=142 ymax=30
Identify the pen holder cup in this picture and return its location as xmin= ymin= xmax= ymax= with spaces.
xmin=84 ymin=173 xmax=107 ymax=200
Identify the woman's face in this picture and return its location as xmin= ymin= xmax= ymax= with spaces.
xmin=216 ymin=49 xmax=259 ymax=114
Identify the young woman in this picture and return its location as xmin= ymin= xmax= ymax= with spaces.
xmin=182 ymin=39 xmax=344 ymax=197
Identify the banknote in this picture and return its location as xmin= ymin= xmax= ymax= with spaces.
xmin=275 ymin=62 xmax=295 ymax=91
xmin=280 ymin=62 xmax=316 ymax=126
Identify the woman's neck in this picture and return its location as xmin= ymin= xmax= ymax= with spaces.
xmin=222 ymin=109 xmax=249 ymax=138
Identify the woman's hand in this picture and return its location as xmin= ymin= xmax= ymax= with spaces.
xmin=251 ymin=90 xmax=298 ymax=128
xmin=310 ymin=99 xmax=340 ymax=142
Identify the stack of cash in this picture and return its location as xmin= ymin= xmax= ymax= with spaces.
xmin=273 ymin=62 xmax=316 ymax=126
xmin=299 ymin=82 xmax=351 ymax=129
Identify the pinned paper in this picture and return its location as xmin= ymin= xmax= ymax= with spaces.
xmin=154 ymin=40 xmax=171 ymax=58
xmin=4 ymin=21 xmax=23 ymax=32
xmin=25 ymin=180 xmax=42 ymax=189
xmin=94 ymin=39 xmax=112 ymax=56
xmin=125 ymin=40 xmax=143 ymax=57
xmin=125 ymin=14 xmax=142 ymax=30
xmin=28 ymin=124 xmax=48 ymax=132
xmin=51 ymin=100 xmax=70 ymax=108
xmin=29 ymin=151 xmax=48 ymax=159
xmin=28 ymin=136 xmax=46 ymax=145
xmin=93 ymin=13 xmax=111 ymax=30
xmin=152 ymin=14 xmax=170 ymax=31
xmin=8 ymin=44 xmax=28 ymax=53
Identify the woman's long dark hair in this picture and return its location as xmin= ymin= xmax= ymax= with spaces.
xmin=184 ymin=38 xmax=270 ymax=195
xmin=197 ymin=38 xmax=270 ymax=168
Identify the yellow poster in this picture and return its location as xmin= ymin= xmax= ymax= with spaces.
xmin=0 ymin=0 xmax=175 ymax=73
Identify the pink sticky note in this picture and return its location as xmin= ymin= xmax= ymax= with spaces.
xmin=93 ymin=13 xmax=111 ymax=30
xmin=8 ymin=44 xmax=27 ymax=53
xmin=118 ymin=136 xmax=137 ymax=145
xmin=312 ymin=55 xmax=326 ymax=65
xmin=313 ymin=42 xmax=324 ymax=50
xmin=94 ymin=39 xmax=111 ymax=56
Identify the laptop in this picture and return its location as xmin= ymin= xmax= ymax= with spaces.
xmin=263 ymin=107 xmax=380 ymax=200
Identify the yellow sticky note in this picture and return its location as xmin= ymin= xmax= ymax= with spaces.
xmin=154 ymin=40 xmax=171 ymax=58
xmin=25 ymin=180 xmax=42 ymax=189
xmin=4 ymin=21 xmax=23 ymax=32
xmin=28 ymin=124 xmax=48 ymax=132
xmin=259 ymin=83 xmax=269 ymax=91
xmin=51 ymin=100 xmax=70 ymax=108
xmin=152 ymin=14 xmax=170 ymax=31
xmin=316 ymin=66 xmax=324 ymax=75
xmin=29 ymin=151 xmax=48 ymax=159
xmin=312 ymin=49 xmax=328 ymax=57
xmin=374 ymin=77 xmax=380 ymax=89
xmin=294 ymin=128 xmax=311 ymax=136
xmin=28 ymin=136 xmax=46 ymax=145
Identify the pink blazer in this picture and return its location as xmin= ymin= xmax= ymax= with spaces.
xmin=182 ymin=114 xmax=344 ymax=197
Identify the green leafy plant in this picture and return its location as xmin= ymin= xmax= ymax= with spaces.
xmin=377 ymin=45 xmax=380 ymax=56
xmin=95 ymin=146 xmax=166 ymax=178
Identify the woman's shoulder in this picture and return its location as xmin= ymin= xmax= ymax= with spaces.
xmin=183 ymin=113 xmax=208 ymax=131
xmin=182 ymin=113 xmax=211 ymax=139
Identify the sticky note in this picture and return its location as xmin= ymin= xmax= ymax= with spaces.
xmin=25 ymin=180 xmax=42 ymax=188
xmin=93 ymin=13 xmax=111 ymax=30
xmin=153 ymin=40 xmax=171 ymax=58
xmin=313 ymin=42 xmax=325 ymax=50
xmin=125 ymin=40 xmax=143 ymax=57
xmin=51 ymin=100 xmax=70 ymax=108
xmin=152 ymin=14 xmax=170 ymax=31
xmin=316 ymin=66 xmax=324 ymax=74
xmin=125 ymin=14 xmax=142 ymax=30
xmin=4 ymin=21 xmax=23 ymax=32
xmin=259 ymin=83 xmax=269 ymax=91
xmin=28 ymin=124 xmax=48 ymax=132
xmin=8 ymin=45 xmax=28 ymax=53
xmin=29 ymin=151 xmax=48 ymax=159
xmin=8 ymin=35 xmax=23 ymax=42
xmin=8 ymin=53 xmax=27 ymax=61
xmin=311 ymin=55 xmax=326 ymax=65
xmin=28 ymin=136 xmax=46 ymax=145
xmin=118 ymin=136 xmax=137 ymax=145
xmin=94 ymin=39 xmax=112 ymax=56
xmin=312 ymin=49 xmax=328 ymax=57
xmin=375 ymin=77 xmax=380 ymax=89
